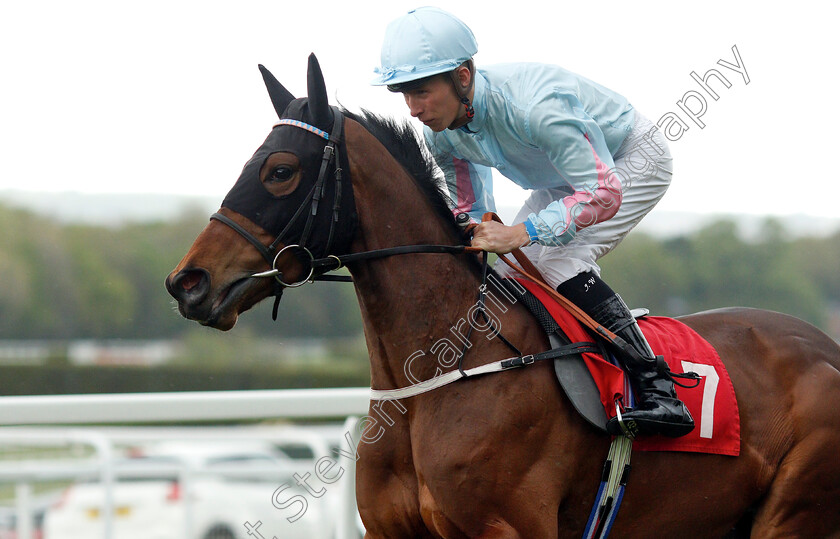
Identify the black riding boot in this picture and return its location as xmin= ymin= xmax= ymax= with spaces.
xmin=557 ymin=272 xmax=695 ymax=438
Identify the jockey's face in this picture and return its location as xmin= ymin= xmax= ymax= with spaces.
xmin=402 ymin=75 xmax=464 ymax=132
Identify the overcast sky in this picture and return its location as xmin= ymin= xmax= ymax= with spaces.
xmin=1 ymin=1 xmax=837 ymax=218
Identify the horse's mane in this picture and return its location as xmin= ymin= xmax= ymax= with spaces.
xmin=341 ymin=108 xmax=463 ymax=239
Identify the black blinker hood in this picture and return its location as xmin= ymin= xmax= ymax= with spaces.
xmin=220 ymin=56 xmax=357 ymax=258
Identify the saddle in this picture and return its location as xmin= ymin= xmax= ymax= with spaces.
xmin=498 ymin=276 xmax=614 ymax=431
xmin=500 ymin=275 xmax=740 ymax=456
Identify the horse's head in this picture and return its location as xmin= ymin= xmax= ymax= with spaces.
xmin=166 ymin=54 xmax=356 ymax=330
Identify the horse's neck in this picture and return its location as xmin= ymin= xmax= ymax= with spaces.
xmin=343 ymin=121 xmax=534 ymax=391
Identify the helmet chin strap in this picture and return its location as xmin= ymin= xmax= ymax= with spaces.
xmin=447 ymin=60 xmax=476 ymax=130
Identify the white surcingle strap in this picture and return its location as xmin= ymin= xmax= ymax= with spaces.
xmin=369 ymin=341 xmax=598 ymax=401
xmin=370 ymin=361 xmax=503 ymax=401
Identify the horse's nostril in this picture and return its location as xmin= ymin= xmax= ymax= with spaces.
xmin=167 ymin=268 xmax=210 ymax=304
xmin=179 ymin=271 xmax=203 ymax=292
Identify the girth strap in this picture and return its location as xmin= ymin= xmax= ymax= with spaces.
xmin=583 ymin=435 xmax=633 ymax=539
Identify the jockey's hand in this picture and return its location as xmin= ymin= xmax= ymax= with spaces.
xmin=470 ymin=222 xmax=531 ymax=254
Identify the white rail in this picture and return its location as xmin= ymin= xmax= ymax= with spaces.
xmin=0 ymin=388 xmax=373 ymax=539
xmin=0 ymin=387 xmax=371 ymax=425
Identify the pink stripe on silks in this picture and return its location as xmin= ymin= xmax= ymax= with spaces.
xmin=564 ymin=136 xmax=623 ymax=230
xmin=453 ymin=157 xmax=477 ymax=214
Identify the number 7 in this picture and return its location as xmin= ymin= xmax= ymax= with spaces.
xmin=680 ymin=361 xmax=719 ymax=439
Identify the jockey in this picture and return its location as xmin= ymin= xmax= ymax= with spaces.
xmin=372 ymin=7 xmax=694 ymax=438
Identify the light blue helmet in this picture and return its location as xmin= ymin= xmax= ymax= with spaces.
xmin=372 ymin=7 xmax=478 ymax=88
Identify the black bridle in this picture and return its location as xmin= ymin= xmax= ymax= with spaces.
xmin=210 ymin=107 xmax=475 ymax=319
xmin=211 ymin=106 xmax=347 ymax=283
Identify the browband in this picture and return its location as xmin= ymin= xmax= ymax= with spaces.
xmin=275 ymin=119 xmax=330 ymax=140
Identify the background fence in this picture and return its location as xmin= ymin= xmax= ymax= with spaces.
xmin=0 ymin=388 xmax=371 ymax=539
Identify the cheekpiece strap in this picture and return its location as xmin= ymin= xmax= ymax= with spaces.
xmin=275 ymin=119 xmax=330 ymax=140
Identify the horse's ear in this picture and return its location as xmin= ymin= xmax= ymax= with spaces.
xmin=306 ymin=53 xmax=332 ymax=129
xmin=259 ymin=64 xmax=295 ymax=119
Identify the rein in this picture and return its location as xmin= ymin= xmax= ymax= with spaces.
xmin=210 ymin=109 xmax=698 ymax=396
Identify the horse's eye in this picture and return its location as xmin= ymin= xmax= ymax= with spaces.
xmin=268 ymin=166 xmax=294 ymax=183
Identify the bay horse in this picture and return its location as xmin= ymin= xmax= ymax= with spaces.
xmin=165 ymin=54 xmax=840 ymax=538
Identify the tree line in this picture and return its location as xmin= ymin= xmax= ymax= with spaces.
xmin=1 ymin=202 xmax=838 ymax=342
xmin=0 ymin=203 xmax=362 ymax=340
